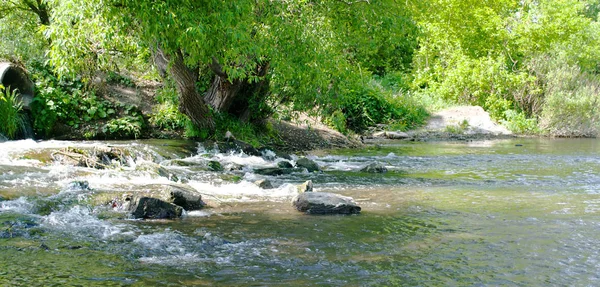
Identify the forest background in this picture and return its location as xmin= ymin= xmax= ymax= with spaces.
xmin=1 ymin=0 xmax=599 ymax=143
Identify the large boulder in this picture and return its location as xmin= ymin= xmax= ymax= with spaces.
xmin=129 ymin=197 xmax=183 ymax=219
xmin=296 ymin=157 xmax=320 ymax=172
xmin=292 ymin=192 xmax=361 ymax=215
xmin=168 ymin=186 xmax=205 ymax=211
xmin=95 ymin=184 xmax=205 ymax=212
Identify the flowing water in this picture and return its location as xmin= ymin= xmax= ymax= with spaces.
xmin=1 ymin=138 xmax=600 ymax=286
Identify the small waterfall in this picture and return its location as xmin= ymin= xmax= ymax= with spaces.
xmin=18 ymin=112 xmax=34 ymax=139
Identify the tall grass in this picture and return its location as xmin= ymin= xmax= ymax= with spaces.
xmin=0 ymin=87 xmax=24 ymax=139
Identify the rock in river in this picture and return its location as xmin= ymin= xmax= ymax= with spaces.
xmin=254 ymin=179 xmax=274 ymax=189
xmin=277 ymin=160 xmax=294 ymax=169
xmin=254 ymin=167 xmax=303 ymax=176
xmin=297 ymin=180 xmax=313 ymax=193
xmin=292 ymin=192 xmax=361 ymax=215
xmin=296 ymin=157 xmax=320 ymax=172
xmin=129 ymin=197 xmax=183 ymax=219
xmin=361 ymin=162 xmax=387 ymax=173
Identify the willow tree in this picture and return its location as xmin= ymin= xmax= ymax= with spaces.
xmin=103 ymin=0 xmax=411 ymax=130
xmin=42 ymin=0 xmax=414 ymax=131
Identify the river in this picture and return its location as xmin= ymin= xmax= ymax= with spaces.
xmin=1 ymin=138 xmax=599 ymax=286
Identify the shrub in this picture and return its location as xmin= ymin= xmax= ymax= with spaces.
xmin=333 ymin=82 xmax=428 ymax=133
xmin=102 ymin=116 xmax=144 ymax=139
xmin=538 ymin=59 xmax=600 ymax=137
xmin=0 ymin=86 xmax=24 ymax=139
xmin=149 ymin=102 xmax=187 ymax=131
xmin=30 ymin=64 xmax=115 ymax=137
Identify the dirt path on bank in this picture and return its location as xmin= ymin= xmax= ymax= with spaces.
xmin=424 ymin=106 xmax=511 ymax=135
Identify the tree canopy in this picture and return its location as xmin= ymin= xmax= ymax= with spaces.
xmin=1 ymin=0 xmax=599 ymax=138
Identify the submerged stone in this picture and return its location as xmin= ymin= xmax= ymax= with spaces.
xmin=254 ymin=167 xmax=304 ymax=176
xmin=208 ymin=160 xmax=224 ymax=172
xmin=292 ymin=192 xmax=361 ymax=215
xmin=297 ymin=180 xmax=313 ymax=193
xmin=254 ymin=179 xmax=274 ymax=189
xmin=296 ymin=157 xmax=320 ymax=172
xmin=65 ymin=180 xmax=92 ymax=191
xmin=217 ymin=140 xmax=260 ymax=156
xmin=361 ymin=162 xmax=387 ymax=173
xmin=129 ymin=197 xmax=183 ymax=219
xmin=277 ymin=161 xmax=294 ymax=168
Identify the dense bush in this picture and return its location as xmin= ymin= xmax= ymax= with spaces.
xmin=0 ymin=87 xmax=24 ymax=139
xmin=332 ymin=82 xmax=428 ymax=133
xmin=537 ymin=55 xmax=600 ymax=137
xmin=29 ymin=64 xmax=115 ymax=137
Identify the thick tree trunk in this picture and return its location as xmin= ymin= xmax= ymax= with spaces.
xmin=157 ymin=48 xmax=214 ymax=130
xmin=204 ymin=61 xmax=270 ymax=122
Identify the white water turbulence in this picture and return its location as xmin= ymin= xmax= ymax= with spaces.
xmin=2 ymin=138 xmax=600 ymax=286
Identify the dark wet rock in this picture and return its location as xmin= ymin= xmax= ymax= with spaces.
xmin=297 ymin=180 xmax=313 ymax=193
xmin=0 ymin=195 xmax=4 ymax=201
xmin=208 ymin=160 xmax=223 ymax=172
xmin=217 ymin=140 xmax=260 ymax=156
xmin=254 ymin=179 xmax=274 ymax=189
xmin=167 ymin=185 xmax=206 ymax=211
xmin=277 ymin=161 xmax=294 ymax=168
xmin=292 ymin=192 xmax=361 ymax=215
xmin=254 ymin=167 xmax=304 ymax=176
xmin=260 ymin=148 xmax=277 ymax=161
xmin=97 ymin=184 xmax=204 ymax=212
xmin=361 ymin=163 xmax=387 ymax=173
xmin=296 ymin=157 xmax=320 ymax=172
xmin=129 ymin=197 xmax=183 ymax=219
xmin=0 ymin=133 xmax=7 ymax=142
xmin=65 ymin=180 xmax=92 ymax=191
xmin=165 ymin=159 xmax=199 ymax=167
xmin=275 ymin=151 xmax=293 ymax=160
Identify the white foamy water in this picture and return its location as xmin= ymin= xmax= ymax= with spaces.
xmin=0 ymin=197 xmax=36 ymax=213
xmin=187 ymin=181 xmax=298 ymax=202
xmin=41 ymin=205 xmax=137 ymax=240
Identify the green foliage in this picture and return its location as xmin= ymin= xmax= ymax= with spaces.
xmin=150 ymin=102 xmax=187 ymax=131
xmin=30 ymin=64 xmax=115 ymax=136
xmin=445 ymin=120 xmax=470 ymax=134
xmin=102 ymin=116 xmax=143 ymax=139
xmin=501 ymin=110 xmax=540 ymax=135
xmin=334 ymin=82 xmax=428 ymax=133
xmin=0 ymin=1 xmax=48 ymax=64
xmin=0 ymin=87 xmax=24 ymax=139
xmin=537 ymin=55 xmax=600 ymax=137
xmin=106 ymin=72 xmax=135 ymax=87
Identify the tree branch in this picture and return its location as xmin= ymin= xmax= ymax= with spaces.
xmin=209 ymin=56 xmax=228 ymax=78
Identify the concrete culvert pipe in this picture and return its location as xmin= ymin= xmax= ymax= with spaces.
xmin=0 ymin=62 xmax=35 ymax=110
